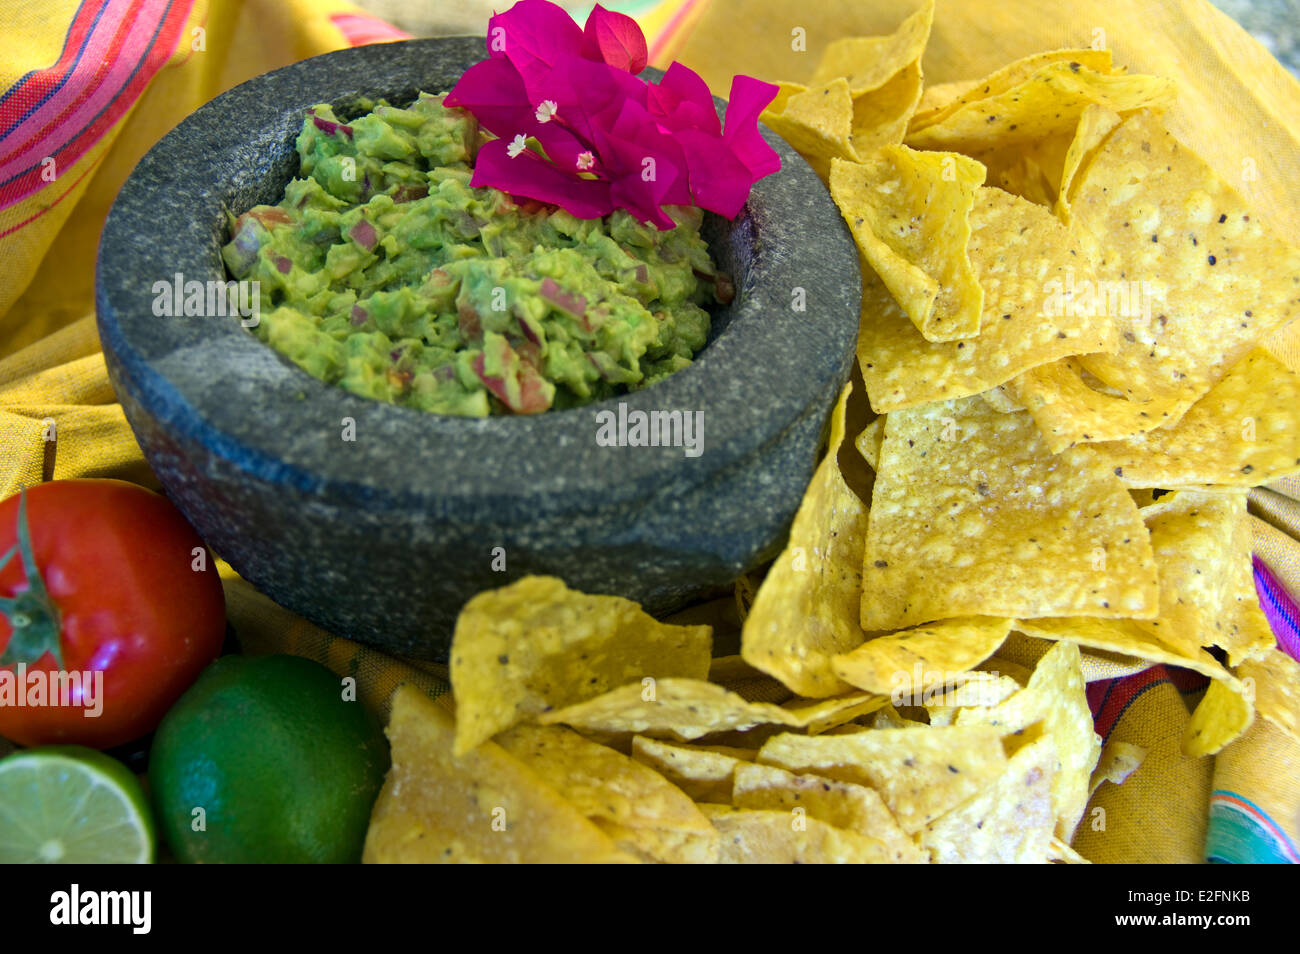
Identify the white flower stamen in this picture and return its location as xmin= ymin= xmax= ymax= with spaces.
xmin=576 ymin=151 xmax=595 ymax=171
xmin=506 ymin=134 xmax=528 ymax=158
xmin=535 ymin=100 xmax=558 ymax=123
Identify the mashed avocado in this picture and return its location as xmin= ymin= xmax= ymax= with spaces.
xmin=221 ymin=93 xmax=731 ymax=416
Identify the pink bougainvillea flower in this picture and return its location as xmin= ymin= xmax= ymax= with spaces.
xmin=485 ymin=0 xmax=584 ymax=102
xmin=447 ymin=0 xmax=779 ymax=227
xmin=646 ymin=62 xmax=721 ymax=137
xmin=721 ymin=74 xmax=782 ymax=181
xmin=472 ymin=136 xmax=613 ymax=219
xmin=579 ymin=4 xmax=648 ymax=74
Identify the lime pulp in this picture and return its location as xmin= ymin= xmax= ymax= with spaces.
xmin=0 ymin=746 xmax=155 ymax=863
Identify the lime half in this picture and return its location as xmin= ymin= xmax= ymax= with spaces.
xmin=0 ymin=746 xmax=155 ymax=863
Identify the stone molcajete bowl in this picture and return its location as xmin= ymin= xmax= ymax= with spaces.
xmin=96 ymin=37 xmax=861 ymax=660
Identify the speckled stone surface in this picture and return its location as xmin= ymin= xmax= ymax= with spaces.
xmin=95 ymin=37 xmax=861 ymax=659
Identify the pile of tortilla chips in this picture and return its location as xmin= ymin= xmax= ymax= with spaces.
xmin=362 ymin=0 xmax=1300 ymax=863
xmin=365 ymin=575 xmax=1101 ymax=862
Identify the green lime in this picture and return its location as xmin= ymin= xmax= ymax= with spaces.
xmin=0 ymin=746 xmax=155 ymax=863
xmin=149 ymin=654 xmax=389 ymax=864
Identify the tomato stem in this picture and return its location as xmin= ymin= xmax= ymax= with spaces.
xmin=0 ymin=492 xmax=65 ymax=669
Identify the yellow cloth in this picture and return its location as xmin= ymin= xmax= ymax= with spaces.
xmin=2 ymin=0 xmax=1299 ymax=865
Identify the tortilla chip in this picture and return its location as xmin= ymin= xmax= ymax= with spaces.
xmin=449 ymin=575 xmax=711 ymax=754
xmin=1184 ymin=676 xmax=1255 ymax=757
xmin=538 ymin=678 xmax=879 ymax=741
xmin=1076 ymin=349 xmax=1300 ymax=488
xmin=756 ymin=724 xmax=1008 ymax=833
xmin=861 ymin=396 xmax=1158 ymax=630
xmin=855 ymin=415 xmax=884 ymax=470
xmin=955 ymin=641 xmax=1100 ymax=840
xmin=742 ymin=383 xmax=870 ymax=697
xmin=592 ymin=819 xmax=720 ymax=864
xmin=1239 ymin=649 xmax=1300 ymax=744
xmin=780 ymin=692 xmax=889 ymax=733
xmin=760 ymin=78 xmax=858 ymax=181
xmin=1050 ymin=838 xmax=1091 ymax=863
xmin=1055 ymin=103 xmax=1124 ymax=221
xmin=1134 ymin=490 xmax=1247 ymax=659
xmin=850 ymin=61 xmax=925 ymax=155
xmin=363 ymin=685 xmax=636 ymax=863
xmin=1009 ymin=618 xmax=1254 ymax=756
xmin=809 ymin=0 xmax=933 ymax=94
xmin=494 ymin=723 xmax=712 ymax=835
xmin=908 ymin=49 xmax=1115 ymax=131
xmin=1014 ymin=357 xmax=1193 ymax=454
xmin=731 ymin=762 xmax=925 ymax=863
xmin=923 ymin=671 xmax=1023 ymax=709
xmin=919 ymin=734 xmax=1057 ymax=863
xmin=830 ymin=617 xmax=1013 ymax=697
xmin=1069 ymin=110 xmax=1300 ymax=405
xmin=1089 ymin=740 xmax=1146 ymax=796
xmin=832 ymin=147 xmax=985 ymax=342
xmin=1013 ymin=617 xmax=1231 ymax=683
xmin=701 ymin=805 xmax=896 ymax=863
xmin=629 ymin=736 xmax=754 ymax=803
xmin=906 ymin=60 xmax=1174 ymax=159
xmin=856 ymin=188 xmax=1117 ymax=413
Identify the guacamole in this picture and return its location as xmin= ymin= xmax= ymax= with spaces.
xmin=221 ymin=93 xmax=731 ymax=416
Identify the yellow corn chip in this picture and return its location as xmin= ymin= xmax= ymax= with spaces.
xmin=855 ymin=188 xmax=1117 ymax=412
xmin=591 ymin=819 xmax=720 ymax=864
xmin=494 ymin=723 xmax=712 ymax=835
xmin=1055 ymin=103 xmax=1124 ymax=221
xmin=955 ymin=641 xmax=1100 ymax=840
xmin=908 ymin=49 xmax=1114 ymax=131
xmin=1089 ymin=740 xmax=1147 ymax=796
xmin=1069 ymin=110 xmax=1300 ymax=404
xmin=906 ymin=60 xmax=1174 ymax=159
xmin=1014 ymin=357 xmax=1192 ymax=454
xmin=832 ymin=147 xmax=984 ymax=341
xmin=629 ymin=736 xmax=754 ymax=803
xmin=363 ymin=686 xmax=637 ymax=863
xmin=861 ymin=396 xmax=1158 ymax=629
xmin=809 ymin=0 xmax=933 ymax=94
xmin=850 ymin=61 xmax=924 ymax=155
xmin=830 ymin=617 xmax=1013 ymax=697
xmin=449 ymin=575 xmax=711 ymax=754
xmin=701 ymin=804 xmax=896 ymax=863
xmin=1239 ymin=649 xmax=1300 ymax=744
xmin=1077 ymin=349 xmax=1300 ymax=488
xmin=742 ymin=383 xmax=870 ymax=697
xmin=1184 ymin=677 xmax=1255 ymax=757
xmin=756 ymin=724 xmax=1008 ymax=833
xmin=919 ymin=733 xmax=1058 ymax=863
xmin=855 ymin=415 xmax=884 ymax=470
xmin=760 ymin=78 xmax=858 ymax=181
xmin=538 ymin=678 xmax=880 ymax=741
xmin=731 ymin=762 xmax=925 ymax=863
xmin=780 ymin=692 xmax=890 ymax=733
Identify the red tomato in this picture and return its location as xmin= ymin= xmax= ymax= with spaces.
xmin=0 ymin=479 xmax=226 ymax=748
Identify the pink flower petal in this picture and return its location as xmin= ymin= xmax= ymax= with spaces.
xmin=723 ymin=74 xmax=781 ymax=180
xmin=676 ymin=128 xmax=754 ymax=218
xmin=647 ymin=62 xmax=720 ymax=136
xmin=579 ymin=4 xmax=648 ymax=74
xmin=471 ymin=137 xmax=613 ymax=219
xmin=487 ymin=0 xmax=584 ymax=99
xmin=444 ymin=57 xmax=535 ymax=140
